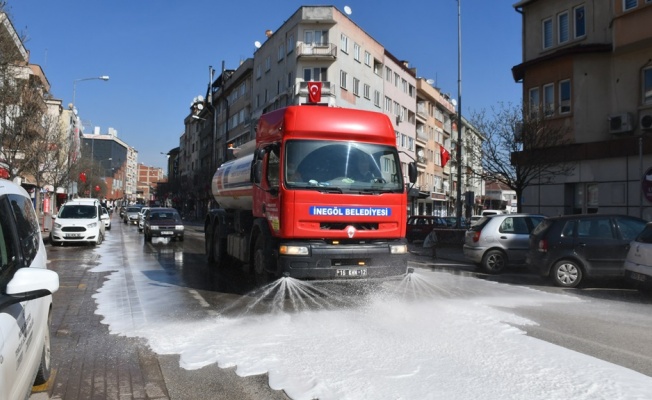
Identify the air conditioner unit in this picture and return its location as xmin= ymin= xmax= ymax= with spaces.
xmin=640 ymin=113 xmax=652 ymax=131
xmin=609 ymin=113 xmax=633 ymax=134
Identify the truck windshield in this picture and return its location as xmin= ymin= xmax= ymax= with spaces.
xmin=285 ymin=140 xmax=404 ymax=192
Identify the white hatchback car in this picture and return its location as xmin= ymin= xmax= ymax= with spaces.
xmin=0 ymin=179 xmax=59 ymax=399
xmin=624 ymin=222 xmax=652 ymax=290
xmin=49 ymin=198 xmax=105 ymax=246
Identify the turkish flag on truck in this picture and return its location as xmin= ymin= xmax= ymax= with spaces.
xmin=308 ymin=81 xmax=322 ymax=103
xmin=440 ymin=146 xmax=450 ymax=168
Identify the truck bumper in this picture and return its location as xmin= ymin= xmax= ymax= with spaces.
xmin=277 ymin=241 xmax=409 ymax=280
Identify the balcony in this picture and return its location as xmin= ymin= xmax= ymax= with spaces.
xmin=296 ymin=42 xmax=337 ymax=60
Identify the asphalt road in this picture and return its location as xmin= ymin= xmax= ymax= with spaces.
xmin=30 ymin=215 xmax=652 ymax=399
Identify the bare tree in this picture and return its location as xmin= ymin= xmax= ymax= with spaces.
xmin=470 ymin=102 xmax=576 ymax=213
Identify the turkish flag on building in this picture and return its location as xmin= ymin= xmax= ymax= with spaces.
xmin=440 ymin=146 xmax=451 ymax=168
xmin=308 ymin=81 xmax=322 ymax=103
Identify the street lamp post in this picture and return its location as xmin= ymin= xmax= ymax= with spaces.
xmin=455 ymin=0 xmax=464 ymax=228
xmin=72 ymin=76 xmax=110 ymax=110
xmin=69 ymin=75 xmax=109 ymax=199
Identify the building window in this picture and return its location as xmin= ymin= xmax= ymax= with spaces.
xmin=394 ymin=72 xmax=400 ymax=87
xmin=543 ymin=83 xmax=554 ymax=117
xmin=364 ymin=51 xmax=371 ymax=66
xmin=558 ymin=11 xmax=569 ymax=44
xmin=624 ymin=0 xmax=638 ymax=10
xmin=340 ymin=70 xmax=348 ymax=90
xmin=287 ymin=33 xmax=295 ymax=54
xmin=256 ymin=64 xmax=262 ymax=79
xmin=644 ymin=67 xmax=652 ymax=104
xmin=353 ymin=78 xmax=360 ymax=96
xmin=385 ymin=96 xmax=392 ymax=113
xmin=304 ymin=67 xmax=327 ymax=81
xmin=385 ymin=66 xmax=392 ymax=82
xmin=574 ymin=5 xmax=586 ymax=38
xmin=543 ymin=18 xmax=553 ymax=49
xmin=277 ymin=44 xmax=285 ymax=61
xmin=559 ymin=79 xmax=571 ymax=114
xmin=353 ymin=43 xmax=360 ymax=62
xmin=529 ymin=87 xmax=540 ymax=118
xmin=374 ymin=90 xmax=381 ymax=107
xmin=340 ymin=34 xmax=349 ymax=54
xmin=363 ymin=83 xmax=370 ymax=99
xmin=305 ymin=30 xmax=328 ymax=46
xmin=265 ymin=56 xmax=271 ymax=71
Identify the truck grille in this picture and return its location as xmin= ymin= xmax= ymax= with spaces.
xmin=320 ymin=222 xmax=378 ymax=230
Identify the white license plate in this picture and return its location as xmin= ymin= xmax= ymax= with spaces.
xmin=66 ymin=233 xmax=82 ymax=238
xmin=161 ymin=231 xmax=173 ymax=235
xmin=336 ymin=268 xmax=367 ymax=277
xmin=631 ymin=272 xmax=648 ymax=282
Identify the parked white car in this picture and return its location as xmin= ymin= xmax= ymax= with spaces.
xmin=0 ymin=179 xmax=59 ymax=399
xmin=49 ymin=198 xmax=105 ymax=246
xmin=101 ymin=207 xmax=111 ymax=230
xmin=624 ymin=221 xmax=652 ymax=290
xmin=138 ymin=206 xmax=150 ymax=232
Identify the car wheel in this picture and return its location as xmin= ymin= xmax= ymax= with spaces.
xmin=49 ymin=233 xmax=59 ymax=247
xmin=253 ymin=235 xmax=273 ymax=286
xmin=34 ymin=311 xmax=52 ymax=385
xmin=552 ymin=260 xmax=583 ymax=288
xmin=481 ymin=249 xmax=507 ymax=274
xmin=94 ymin=232 xmax=103 ymax=246
xmin=178 ymin=235 xmax=184 ymax=241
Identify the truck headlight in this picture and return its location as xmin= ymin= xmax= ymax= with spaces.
xmin=279 ymin=245 xmax=309 ymax=256
xmin=390 ymin=244 xmax=408 ymax=254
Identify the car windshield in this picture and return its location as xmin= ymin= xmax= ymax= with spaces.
xmin=127 ymin=207 xmax=141 ymax=213
xmin=150 ymin=211 xmax=181 ymax=222
xmin=59 ymin=205 xmax=97 ymax=219
xmin=284 ymin=140 xmax=404 ymax=193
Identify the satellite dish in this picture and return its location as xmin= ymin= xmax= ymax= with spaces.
xmin=344 ymin=5 xmax=352 ymax=15
xmin=426 ymin=78 xmax=435 ymax=85
xmin=197 ymin=95 xmax=204 ymax=102
xmin=451 ymin=99 xmax=458 ymax=108
xmin=254 ymin=41 xmax=261 ymax=48
xmin=197 ymin=104 xmax=204 ymax=110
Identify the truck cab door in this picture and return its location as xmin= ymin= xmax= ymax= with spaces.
xmin=256 ymin=146 xmax=281 ymax=232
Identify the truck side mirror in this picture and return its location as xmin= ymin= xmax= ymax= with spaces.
xmin=408 ymin=162 xmax=417 ymax=184
xmin=253 ymin=160 xmax=263 ymax=184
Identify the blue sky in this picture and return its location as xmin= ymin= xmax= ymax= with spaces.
xmin=5 ymin=0 xmax=522 ymax=170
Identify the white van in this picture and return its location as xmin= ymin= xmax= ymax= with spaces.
xmin=50 ymin=198 xmax=106 ymax=246
xmin=0 ymin=179 xmax=59 ymax=399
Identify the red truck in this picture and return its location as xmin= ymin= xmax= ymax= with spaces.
xmin=205 ymin=105 xmax=416 ymax=284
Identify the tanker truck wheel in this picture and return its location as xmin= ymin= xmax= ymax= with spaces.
xmin=253 ymin=235 xmax=273 ymax=286
xmin=208 ymin=225 xmax=227 ymax=265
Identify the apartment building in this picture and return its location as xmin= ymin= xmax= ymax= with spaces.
xmin=512 ymin=0 xmax=652 ymax=218
xmin=82 ymin=129 xmax=136 ymax=201
xmin=415 ymin=79 xmax=458 ymax=216
xmin=137 ymin=163 xmax=165 ymax=204
xmin=174 ymin=5 xmax=479 ymax=219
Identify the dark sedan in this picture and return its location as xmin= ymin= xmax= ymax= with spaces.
xmin=406 ymin=215 xmax=448 ymax=243
xmin=143 ymin=207 xmax=184 ymax=242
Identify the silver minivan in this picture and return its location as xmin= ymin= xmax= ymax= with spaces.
xmin=463 ymin=214 xmax=545 ymax=273
xmin=0 ymin=179 xmax=59 ymax=399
